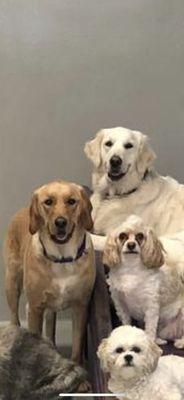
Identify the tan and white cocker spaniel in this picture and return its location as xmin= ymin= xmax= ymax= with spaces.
xmin=103 ymin=215 xmax=184 ymax=348
xmin=97 ymin=325 xmax=184 ymax=400
xmin=85 ymin=127 xmax=184 ymax=236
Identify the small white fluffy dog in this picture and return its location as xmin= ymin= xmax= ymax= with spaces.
xmin=84 ymin=127 xmax=184 ymax=235
xmin=97 ymin=325 xmax=184 ymax=400
xmin=103 ymin=215 xmax=184 ymax=348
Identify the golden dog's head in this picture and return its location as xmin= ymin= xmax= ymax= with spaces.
xmin=29 ymin=181 xmax=93 ymax=243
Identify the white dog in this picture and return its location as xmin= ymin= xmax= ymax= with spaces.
xmin=97 ymin=325 xmax=184 ymax=400
xmin=103 ymin=215 xmax=184 ymax=348
xmin=84 ymin=127 xmax=184 ymax=235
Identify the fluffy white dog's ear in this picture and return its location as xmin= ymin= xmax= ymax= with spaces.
xmin=136 ymin=133 xmax=156 ymax=176
xmin=141 ymin=229 xmax=165 ymax=268
xmin=84 ymin=130 xmax=104 ymax=168
xmin=146 ymin=337 xmax=163 ymax=373
xmin=97 ymin=338 xmax=110 ymax=372
xmin=103 ymin=234 xmax=121 ymax=267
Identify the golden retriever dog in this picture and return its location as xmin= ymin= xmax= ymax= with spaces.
xmin=84 ymin=127 xmax=184 ymax=236
xmin=4 ymin=180 xmax=96 ymax=364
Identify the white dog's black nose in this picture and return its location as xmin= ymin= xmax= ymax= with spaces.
xmin=127 ymin=241 xmax=136 ymax=251
xmin=110 ymin=155 xmax=122 ymax=168
xmin=124 ymin=354 xmax=133 ymax=364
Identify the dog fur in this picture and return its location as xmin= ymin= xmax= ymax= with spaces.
xmin=103 ymin=215 xmax=184 ymax=348
xmin=0 ymin=325 xmax=89 ymax=400
xmin=4 ymin=180 xmax=96 ymax=364
xmin=97 ymin=325 xmax=184 ymax=400
xmin=84 ymin=127 xmax=184 ymax=236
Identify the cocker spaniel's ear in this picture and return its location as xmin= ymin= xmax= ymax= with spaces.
xmin=84 ymin=130 xmax=104 ymax=168
xmin=29 ymin=193 xmax=44 ymax=235
xmin=146 ymin=337 xmax=163 ymax=373
xmin=103 ymin=233 xmax=121 ymax=268
xmin=97 ymin=338 xmax=110 ymax=372
xmin=141 ymin=228 xmax=165 ymax=268
xmin=78 ymin=187 xmax=93 ymax=231
xmin=136 ymin=133 xmax=156 ymax=176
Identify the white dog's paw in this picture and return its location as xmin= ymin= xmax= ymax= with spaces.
xmin=156 ymin=337 xmax=167 ymax=345
xmin=174 ymin=338 xmax=184 ymax=349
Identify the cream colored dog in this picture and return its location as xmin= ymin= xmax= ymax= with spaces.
xmin=85 ymin=127 xmax=184 ymax=236
xmin=103 ymin=215 xmax=184 ymax=348
xmin=98 ymin=325 xmax=184 ymax=400
xmin=4 ymin=180 xmax=96 ymax=364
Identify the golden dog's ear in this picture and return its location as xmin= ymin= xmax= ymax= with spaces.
xmin=79 ymin=188 xmax=93 ymax=231
xmin=84 ymin=130 xmax=104 ymax=168
xmin=103 ymin=233 xmax=121 ymax=268
xmin=29 ymin=193 xmax=43 ymax=235
xmin=141 ymin=229 xmax=165 ymax=268
xmin=97 ymin=338 xmax=110 ymax=372
xmin=136 ymin=133 xmax=156 ymax=176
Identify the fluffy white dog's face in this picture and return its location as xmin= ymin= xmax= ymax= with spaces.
xmin=103 ymin=215 xmax=165 ymax=269
xmin=84 ymin=127 xmax=155 ymax=183
xmin=97 ymin=326 xmax=162 ymax=381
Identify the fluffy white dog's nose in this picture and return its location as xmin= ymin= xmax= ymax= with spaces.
xmin=124 ymin=354 xmax=133 ymax=363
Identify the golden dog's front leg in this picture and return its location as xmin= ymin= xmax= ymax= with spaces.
xmin=28 ymin=305 xmax=44 ymax=335
xmin=71 ymin=303 xmax=88 ymax=365
xmin=45 ymin=310 xmax=57 ymax=344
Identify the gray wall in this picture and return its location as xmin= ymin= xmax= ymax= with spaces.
xmin=0 ymin=0 xmax=184 ymax=320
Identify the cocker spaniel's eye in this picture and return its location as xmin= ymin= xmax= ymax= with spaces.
xmin=135 ymin=233 xmax=144 ymax=244
xmin=105 ymin=140 xmax=113 ymax=147
xmin=132 ymin=346 xmax=141 ymax=353
xmin=44 ymin=198 xmax=53 ymax=206
xmin=67 ymin=198 xmax=77 ymax=206
xmin=119 ymin=232 xmax=128 ymax=242
xmin=115 ymin=346 xmax=124 ymax=354
xmin=124 ymin=142 xmax=133 ymax=149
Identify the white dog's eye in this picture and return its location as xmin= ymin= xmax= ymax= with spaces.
xmin=119 ymin=232 xmax=128 ymax=242
xmin=124 ymin=142 xmax=133 ymax=149
xmin=115 ymin=346 xmax=124 ymax=354
xmin=135 ymin=233 xmax=144 ymax=244
xmin=132 ymin=346 xmax=141 ymax=353
xmin=105 ymin=140 xmax=113 ymax=147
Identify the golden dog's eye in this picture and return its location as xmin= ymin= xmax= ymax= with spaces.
xmin=119 ymin=232 xmax=128 ymax=242
xmin=135 ymin=233 xmax=144 ymax=244
xmin=44 ymin=198 xmax=53 ymax=206
xmin=67 ymin=198 xmax=77 ymax=206
xmin=116 ymin=346 xmax=124 ymax=354
xmin=132 ymin=346 xmax=141 ymax=353
xmin=105 ymin=140 xmax=113 ymax=147
xmin=124 ymin=142 xmax=133 ymax=149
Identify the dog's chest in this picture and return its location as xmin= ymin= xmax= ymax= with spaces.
xmin=49 ymin=263 xmax=82 ymax=310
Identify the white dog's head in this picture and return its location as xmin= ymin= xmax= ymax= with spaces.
xmin=97 ymin=326 xmax=162 ymax=382
xmin=84 ymin=127 xmax=156 ymax=194
xmin=103 ymin=215 xmax=165 ymax=269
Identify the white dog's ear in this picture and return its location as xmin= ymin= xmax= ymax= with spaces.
xmin=84 ymin=130 xmax=104 ymax=168
xmin=97 ymin=338 xmax=110 ymax=372
xmin=136 ymin=133 xmax=156 ymax=176
xmin=147 ymin=338 xmax=163 ymax=372
xmin=103 ymin=233 xmax=121 ymax=267
xmin=141 ymin=228 xmax=165 ymax=268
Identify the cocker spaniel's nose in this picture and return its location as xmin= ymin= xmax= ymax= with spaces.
xmin=124 ymin=354 xmax=133 ymax=364
xmin=110 ymin=155 xmax=122 ymax=168
xmin=127 ymin=241 xmax=136 ymax=251
xmin=55 ymin=217 xmax=67 ymax=229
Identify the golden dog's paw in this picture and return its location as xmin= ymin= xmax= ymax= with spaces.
xmin=77 ymin=380 xmax=91 ymax=393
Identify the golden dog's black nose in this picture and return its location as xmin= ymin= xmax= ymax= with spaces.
xmin=55 ymin=217 xmax=67 ymax=229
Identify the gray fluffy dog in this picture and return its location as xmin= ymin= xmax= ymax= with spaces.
xmin=0 ymin=325 xmax=89 ymax=400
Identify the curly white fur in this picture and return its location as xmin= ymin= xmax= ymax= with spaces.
xmin=97 ymin=325 xmax=184 ymax=400
xmin=103 ymin=215 xmax=184 ymax=348
xmin=84 ymin=127 xmax=184 ymax=236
